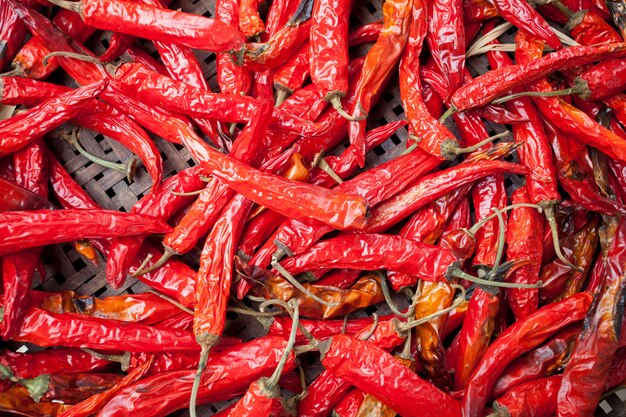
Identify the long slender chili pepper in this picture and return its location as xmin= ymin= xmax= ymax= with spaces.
xmin=504 ymin=186 xmax=544 ymax=320
xmin=216 ymin=0 xmax=253 ymax=96
xmin=0 ymin=0 xmax=31 ymax=71
xmin=347 ymin=0 xmax=413 ymax=166
xmin=320 ymin=334 xmax=462 ymax=417
xmin=0 ymin=80 xmax=107 ymax=156
xmin=47 ymin=0 xmax=246 ymax=54
xmin=48 ymin=157 xmax=197 ymax=307
xmin=400 ymin=0 xmax=458 ymax=159
xmin=427 ymin=0 xmax=465 ymax=100
xmin=491 ymin=325 xmax=580 ymax=400
xmin=462 ymin=292 xmax=593 ymax=417
xmin=309 ymin=0 xmax=352 ymax=117
xmin=106 ymin=166 xmax=206 ymax=288
xmin=492 ymin=0 xmax=561 ymax=49
xmin=489 ymin=375 xmax=563 ymax=417
xmin=365 ymin=159 xmax=528 ymax=233
xmin=0 ymin=209 xmax=170 ymax=256
xmin=443 ymin=42 xmax=626 ymax=117
xmin=557 ymin=216 xmax=626 ymax=416
xmin=96 ymin=337 xmax=295 ymax=417
xmin=0 ymin=348 xmax=112 ymax=380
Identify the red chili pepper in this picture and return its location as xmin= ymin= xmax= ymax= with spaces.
xmin=463 ymin=0 xmax=498 ymax=22
xmin=127 ymin=46 xmax=168 ymax=76
xmin=504 ymin=186 xmax=544 ymax=320
xmin=427 ymin=0 xmax=465 ymax=99
xmin=447 ymin=42 xmax=626 ymax=114
xmin=106 ymin=166 xmax=206 ymax=288
xmin=365 ymin=159 xmax=528 ymax=233
xmin=490 ymin=375 xmax=562 ymax=417
xmin=557 ymin=216 xmax=626 ymax=416
xmin=96 ymin=337 xmax=295 ymax=417
xmin=0 ymin=0 xmax=30 ymax=71
xmin=0 ymin=385 xmax=72 ymax=415
xmin=264 ymin=0 xmax=300 ymax=36
xmin=48 ymin=157 xmax=197 ymax=307
xmin=492 ymin=0 xmax=561 ymax=49
xmin=216 ymin=0 xmax=253 ymax=96
xmin=491 ymin=325 xmax=579 ymax=400
xmin=399 ymin=0 xmax=458 ymax=160
xmin=309 ymin=0 xmax=351 ymax=113
xmin=462 ymin=292 xmax=593 ymax=417
xmin=333 ymin=389 xmax=367 ymax=417
xmin=0 ymin=80 xmax=107 ymax=156
xmin=0 ymin=348 xmax=112 ymax=380
xmin=48 ymin=0 xmax=246 ymax=53
xmin=563 ymin=7 xmax=622 ymax=45
xmin=321 ymin=334 xmax=462 ymax=417
xmin=239 ymin=0 xmax=264 ymax=37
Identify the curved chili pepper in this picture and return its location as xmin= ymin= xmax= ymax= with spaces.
xmin=309 ymin=0 xmax=350 ymax=111
xmin=0 ymin=349 xmax=112 ymax=380
xmin=48 ymin=157 xmax=197 ymax=307
xmin=448 ymin=42 xmax=626 ymax=114
xmin=347 ymin=0 xmax=412 ymax=166
xmin=490 ymin=375 xmax=562 ymax=417
xmin=399 ymin=0 xmax=458 ymax=160
xmin=49 ymin=0 xmax=245 ymax=53
xmin=333 ymin=389 xmax=367 ymax=417
xmin=504 ymin=186 xmax=544 ymax=320
xmin=557 ymin=216 xmax=626 ymax=416
xmin=427 ymin=0 xmax=465 ymax=99
xmin=96 ymin=337 xmax=295 ymax=417
xmin=321 ymin=335 xmax=462 ymax=417
xmin=365 ymin=159 xmax=528 ymax=233
xmin=462 ymin=292 xmax=593 ymax=417
xmin=0 ymin=80 xmax=107 ymax=156
xmin=565 ymin=8 xmax=622 ymax=45
xmin=491 ymin=325 xmax=579 ymax=400
xmin=239 ymin=0 xmax=264 ymax=37
xmin=0 ymin=208 xmax=170 ymax=257
xmin=492 ymin=0 xmax=561 ymax=50
xmin=216 ymin=0 xmax=253 ymax=95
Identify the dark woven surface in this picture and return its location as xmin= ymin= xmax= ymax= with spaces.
xmin=12 ymin=0 xmax=623 ymax=415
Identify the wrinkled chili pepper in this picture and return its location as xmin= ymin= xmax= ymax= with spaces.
xmin=0 ymin=348 xmax=112 ymax=380
xmin=0 ymin=385 xmax=72 ymax=416
xmin=490 ymin=375 xmax=562 ymax=417
xmin=557 ymin=216 xmax=626 ymax=416
xmin=492 ymin=0 xmax=561 ymax=49
xmin=216 ymin=0 xmax=253 ymax=96
xmin=333 ymin=389 xmax=367 ymax=417
xmin=321 ymin=334 xmax=462 ymax=417
xmin=0 ymin=0 xmax=32 ymax=71
xmin=97 ymin=337 xmax=295 ymax=417
xmin=0 ymin=80 xmax=107 ymax=156
xmin=504 ymin=186 xmax=544 ymax=319
xmin=48 ymin=0 xmax=246 ymax=53
xmin=462 ymin=292 xmax=593 ymax=417
xmin=239 ymin=0 xmax=264 ymax=37
xmin=491 ymin=325 xmax=579 ymax=400
xmin=463 ymin=0 xmax=498 ymax=22
xmin=347 ymin=0 xmax=412 ymax=166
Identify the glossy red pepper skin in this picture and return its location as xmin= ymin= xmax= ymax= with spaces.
xmin=493 ymin=375 xmax=562 ymax=417
xmin=491 ymin=325 xmax=579 ymax=400
xmin=463 ymin=0 xmax=498 ymax=22
xmin=333 ymin=389 xmax=367 ymax=417
xmin=347 ymin=0 xmax=412 ymax=166
xmin=72 ymin=0 xmax=245 ymax=52
xmin=228 ymin=380 xmax=284 ymax=417
xmin=0 ymin=80 xmax=107 ymax=156
xmin=0 ymin=348 xmax=111 ymax=380
xmin=281 ymin=232 xmax=457 ymax=282
xmin=578 ymin=61 xmax=626 ymax=101
xmin=568 ymin=10 xmax=622 ymax=45
xmin=321 ymin=335 xmax=462 ymax=417
xmin=365 ymin=160 xmax=528 ymax=233
xmin=239 ymin=0 xmax=264 ymax=37
xmin=0 ymin=0 xmax=30 ymax=70
xmin=504 ymin=186 xmax=544 ymax=320
xmin=106 ymin=166 xmax=206 ymax=288
xmin=0 ymin=208 xmax=170 ymax=257
xmin=97 ymin=337 xmax=295 ymax=417
xmin=216 ymin=0 xmax=253 ymax=95
xmin=450 ymin=42 xmax=626 ymax=112
xmin=400 ymin=0 xmax=457 ymax=159
xmin=557 ymin=217 xmax=626 ymax=416
xmin=427 ymin=0 xmax=465 ymax=99
xmin=492 ymin=0 xmax=561 ymax=49
xmin=462 ymin=292 xmax=593 ymax=417
xmin=48 ymin=158 xmax=197 ymax=307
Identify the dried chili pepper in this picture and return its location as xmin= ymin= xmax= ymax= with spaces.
xmin=462 ymin=292 xmax=593 ymax=417
xmin=216 ymin=0 xmax=253 ymax=96
xmin=239 ymin=0 xmax=264 ymax=37
xmin=491 ymin=325 xmax=579 ymax=400
xmin=557 ymin=216 xmax=626 ymax=416
xmin=490 ymin=375 xmax=562 ymax=417
xmin=321 ymin=334 xmax=462 ymax=417
xmin=48 ymin=0 xmax=246 ymax=53
xmin=347 ymin=0 xmax=412 ymax=166
xmin=0 ymin=79 xmax=107 ymax=156
xmin=97 ymin=337 xmax=295 ymax=417
xmin=333 ymin=389 xmax=367 ymax=417
xmin=0 ymin=385 xmax=72 ymax=416
xmin=463 ymin=0 xmax=498 ymax=22
xmin=492 ymin=0 xmax=561 ymax=49
xmin=0 ymin=0 xmax=30 ymax=71
xmin=0 ymin=348 xmax=112 ymax=380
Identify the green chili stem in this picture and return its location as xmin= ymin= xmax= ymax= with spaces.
xmin=469 ymin=203 xmax=544 ymax=236
xmin=265 ymin=299 xmax=300 ymax=388
xmin=132 ymin=246 xmax=177 ymax=277
xmin=271 ymin=259 xmax=340 ymax=308
xmin=492 ymin=81 xmax=587 ymax=105
xmin=312 ymin=152 xmax=344 ymax=184
xmin=492 ymin=207 xmax=506 ymax=270
xmin=450 ymin=268 xmax=543 ymax=288
xmin=544 ymin=206 xmax=584 ymax=271
xmin=453 ymin=131 xmax=511 ymax=155
xmin=169 ymin=188 xmax=205 ymax=196
xmin=329 ymin=95 xmax=366 ymax=121
xmin=399 ymin=284 xmax=466 ymax=331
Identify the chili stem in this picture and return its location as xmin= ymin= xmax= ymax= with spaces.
xmin=259 ymin=298 xmax=317 ymax=345
xmin=271 ymin=259 xmax=340 ymax=307
xmin=190 ymin=334 xmax=219 ymax=417
xmin=132 ymin=246 xmax=177 ymax=277
xmin=544 ymin=206 xmax=584 ymax=271
xmin=492 ymin=80 xmax=589 ymax=105
xmin=358 ymin=313 xmax=379 ymax=341
xmin=379 ymin=271 xmax=416 ymax=318
xmin=0 ymin=364 xmax=50 ymax=402
xmin=264 ymin=299 xmax=300 ymax=389
xmin=438 ymin=105 xmax=458 ymax=123
xmin=492 ymin=207 xmax=506 ymax=270
xmin=168 ymin=188 xmax=205 ymax=196
xmin=145 ymin=288 xmax=193 ymax=314
xmin=552 ymin=0 xmax=574 ymax=18
xmin=443 ymin=131 xmax=511 ymax=157
xmin=43 ymin=51 xmax=104 ymax=68
xmin=400 ymin=142 xmax=419 ymax=156
xmin=312 ymin=152 xmax=344 ymax=184
xmin=398 ymin=284 xmax=466 ymax=331
xmin=0 ymin=67 xmax=25 ymax=78
xmin=45 ymin=0 xmax=82 ymax=13
xmin=64 ymin=127 xmax=137 ymax=182
xmin=449 ymin=268 xmax=543 ymax=288
xmin=275 ymin=87 xmax=291 ymax=107
xmin=329 ymin=95 xmax=367 ymax=121
xmin=82 ymin=348 xmax=131 ymax=371
xmin=469 ymin=203 xmax=544 ymax=235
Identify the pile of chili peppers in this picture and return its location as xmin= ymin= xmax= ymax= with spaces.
xmin=2 ymin=0 xmax=626 ymax=415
